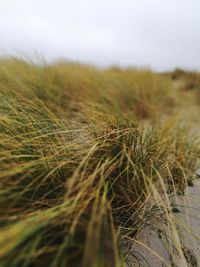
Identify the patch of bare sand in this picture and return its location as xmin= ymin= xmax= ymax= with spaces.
xmin=126 ymin=178 xmax=200 ymax=267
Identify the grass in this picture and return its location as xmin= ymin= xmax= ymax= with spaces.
xmin=0 ymin=58 xmax=199 ymax=267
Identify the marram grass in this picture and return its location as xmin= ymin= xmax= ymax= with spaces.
xmin=0 ymin=58 xmax=199 ymax=267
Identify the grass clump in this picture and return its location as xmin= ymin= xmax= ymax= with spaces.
xmin=0 ymin=58 xmax=199 ymax=267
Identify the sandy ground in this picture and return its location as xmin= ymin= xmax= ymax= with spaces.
xmin=126 ymin=176 xmax=200 ymax=267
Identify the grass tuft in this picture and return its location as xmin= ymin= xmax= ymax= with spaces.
xmin=0 ymin=58 xmax=199 ymax=266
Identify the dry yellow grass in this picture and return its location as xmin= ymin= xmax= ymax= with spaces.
xmin=0 ymin=58 xmax=199 ymax=267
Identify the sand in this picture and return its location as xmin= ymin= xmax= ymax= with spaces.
xmin=126 ymin=177 xmax=200 ymax=267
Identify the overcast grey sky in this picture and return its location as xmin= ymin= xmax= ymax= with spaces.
xmin=0 ymin=0 xmax=200 ymax=70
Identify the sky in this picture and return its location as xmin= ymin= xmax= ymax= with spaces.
xmin=0 ymin=0 xmax=200 ymax=71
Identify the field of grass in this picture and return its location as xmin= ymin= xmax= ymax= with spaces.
xmin=0 ymin=58 xmax=200 ymax=267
